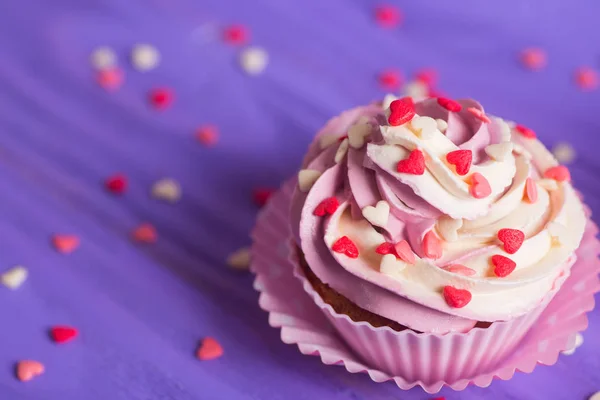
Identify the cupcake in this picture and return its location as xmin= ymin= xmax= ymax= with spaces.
xmin=283 ymin=95 xmax=590 ymax=384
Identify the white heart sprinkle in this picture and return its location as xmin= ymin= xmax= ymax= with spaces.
xmin=90 ymin=46 xmax=117 ymax=70
xmin=1 ymin=266 xmax=28 ymax=290
xmin=361 ymin=201 xmax=390 ymax=228
xmin=402 ymin=80 xmax=428 ymax=101
xmin=319 ymin=133 xmax=340 ymax=149
xmin=436 ymin=119 xmax=448 ymax=133
xmin=538 ymin=179 xmax=559 ymax=191
xmin=437 ymin=216 xmax=463 ymax=242
xmin=131 ymin=44 xmax=160 ymax=71
xmin=379 ymin=254 xmax=405 ymax=276
xmin=552 ymin=142 xmax=576 ymax=164
xmin=348 ymin=123 xmax=372 ymax=149
xmin=497 ymin=118 xmax=512 ymax=141
xmin=410 ymin=116 xmax=437 ymax=139
xmin=298 ymin=169 xmax=322 ymax=192
xmin=151 ymin=178 xmax=181 ymax=203
xmin=239 ymin=47 xmax=269 ymax=76
xmin=512 ymin=143 xmax=532 ymax=160
xmin=382 ymin=94 xmax=399 ymax=110
xmin=538 ymin=339 xmax=549 ymax=352
xmin=485 ymin=142 xmax=513 ymax=161
xmin=562 ymin=333 xmax=584 ymax=356
xmin=334 ymin=138 xmax=349 ymax=164
xmin=547 ymin=221 xmax=568 ymax=246
xmin=227 ymin=247 xmax=251 ymax=270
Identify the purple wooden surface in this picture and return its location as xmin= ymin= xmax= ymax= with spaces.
xmin=0 ymin=0 xmax=598 ymax=399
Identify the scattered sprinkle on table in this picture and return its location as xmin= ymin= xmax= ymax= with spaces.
xmin=90 ymin=46 xmax=117 ymax=70
xmin=552 ymin=142 xmax=576 ymax=164
xmin=16 ymin=360 xmax=44 ymax=382
xmin=97 ymin=67 xmax=123 ymax=91
xmin=50 ymin=325 xmax=79 ymax=344
xmin=378 ymin=69 xmax=402 ymax=89
xmin=151 ymin=178 xmax=181 ymax=203
xmin=227 ymin=247 xmax=251 ymax=270
xmin=195 ymin=125 xmax=219 ymax=147
xmin=105 ymin=173 xmax=128 ymax=194
xmin=239 ymin=46 xmax=269 ymax=75
xmin=196 ymin=337 xmax=224 ymax=360
xmin=520 ymin=48 xmax=547 ymax=70
xmin=1 ymin=265 xmax=28 ymax=289
xmin=51 ymin=234 xmax=80 ymax=254
xmin=374 ymin=5 xmax=402 ymax=28
xmin=223 ymin=24 xmax=249 ymax=45
xmin=252 ymin=188 xmax=275 ymax=207
xmin=132 ymin=223 xmax=158 ymax=243
xmin=131 ymin=44 xmax=161 ymax=71
xmin=574 ymin=67 xmax=599 ymax=91
xmin=149 ymin=87 xmax=174 ymax=110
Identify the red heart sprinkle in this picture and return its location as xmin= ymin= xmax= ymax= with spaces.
xmin=196 ymin=337 xmax=224 ymax=361
xmin=375 ymin=242 xmax=395 ymax=255
xmin=50 ymin=326 xmax=78 ymax=344
xmin=437 ymin=97 xmax=462 ymax=112
xmin=374 ymin=5 xmax=402 ymax=28
xmin=415 ymin=68 xmax=438 ymax=86
xmin=105 ymin=174 xmax=127 ymax=194
xmin=195 ymin=125 xmax=219 ymax=147
xmin=467 ymin=107 xmax=490 ymax=123
xmin=469 ymin=172 xmax=491 ymax=199
xmin=515 ymin=124 xmax=536 ymax=139
xmin=397 ymin=149 xmax=425 ymax=175
xmin=332 ymin=236 xmax=359 ymax=258
xmin=491 ymin=254 xmax=517 ymax=277
xmin=313 ymin=197 xmax=339 ymax=216
xmin=544 ymin=165 xmax=570 ymax=182
xmin=252 ymin=188 xmax=275 ymax=208
xmin=443 ymin=286 xmax=472 ymax=308
xmin=524 ymin=177 xmax=538 ymax=203
xmin=446 ymin=149 xmax=472 ymax=176
xmin=394 ymin=240 xmax=415 ymax=264
xmin=223 ymin=24 xmax=249 ymax=45
xmin=574 ymin=67 xmax=599 ymax=91
xmin=378 ymin=70 xmax=402 ymax=89
xmin=442 ymin=264 xmax=476 ymax=276
xmin=422 ymin=230 xmax=443 ymax=259
xmin=149 ymin=88 xmax=173 ymax=110
xmin=132 ymin=223 xmax=157 ymax=243
xmin=51 ymin=234 xmax=80 ymax=254
xmin=388 ymin=97 xmax=415 ymax=126
xmin=497 ymin=228 xmax=525 ymax=254
xmin=520 ymin=48 xmax=547 ymax=71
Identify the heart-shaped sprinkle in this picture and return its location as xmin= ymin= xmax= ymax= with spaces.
xmin=485 ymin=142 xmax=513 ymax=161
xmin=1 ymin=266 xmax=28 ymax=290
xmin=223 ymin=24 xmax=249 ymax=45
xmin=422 ymin=230 xmax=443 ymax=259
xmin=131 ymin=44 xmax=160 ymax=72
xmin=16 ymin=360 xmax=45 ymax=382
xmin=467 ymin=107 xmax=491 ymax=123
xmin=415 ymin=68 xmax=438 ymax=86
xmin=105 ymin=173 xmax=128 ymax=194
xmin=252 ymin=188 xmax=275 ymax=207
xmin=195 ymin=125 xmax=219 ymax=147
xmin=388 ymin=97 xmax=415 ymax=126
xmin=375 ymin=242 xmax=395 ymax=255
xmin=152 ymin=178 xmax=182 ymax=203
xmin=90 ymin=46 xmax=117 ymax=70
xmin=313 ymin=197 xmax=339 ymax=217
xmin=442 ymin=286 xmax=472 ymax=308
xmin=397 ymin=149 xmax=425 ymax=175
xmin=380 ymin=254 xmax=405 ymax=276
xmin=132 ymin=223 xmax=157 ymax=243
xmin=544 ymin=165 xmax=570 ymax=182
xmin=332 ymin=236 xmax=359 ymax=258
xmin=524 ymin=177 xmax=538 ymax=203
xmin=149 ymin=88 xmax=174 ymax=110
xmin=446 ymin=150 xmax=472 ymax=176
xmin=97 ymin=67 xmax=123 ymax=91
xmin=196 ymin=337 xmax=224 ymax=360
xmin=469 ymin=172 xmax=491 ymax=199
xmin=437 ymin=97 xmax=462 ymax=112
xmin=410 ymin=116 xmax=437 ymax=139
xmin=378 ymin=70 xmax=402 ymax=89
xmin=226 ymin=247 xmax=251 ymax=270
xmin=334 ymin=138 xmax=349 ymax=163
xmin=374 ymin=5 xmax=402 ymax=28
xmin=437 ymin=216 xmax=463 ymax=242
xmin=436 ymin=119 xmax=448 ymax=133
xmin=442 ymin=264 xmax=476 ymax=276
xmin=348 ymin=123 xmax=371 ymax=149
xmin=362 ymin=200 xmax=390 ymax=228
xmin=298 ymin=169 xmax=322 ymax=192
xmin=574 ymin=67 xmax=599 ymax=91
xmin=403 ymin=81 xmax=428 ymax=101
xmin=491 ymin=254 xmax=517 ymax=277
xmin=394 ymin=240 xmax=415 ymax=264
xmin=50 ymin=326 xmax=78 ymax=344
xmin=515 ymin=124 xmax=536 ymax=139
xmin=497 ymin=228 xmax=525 ymax=254
xmin=51 ymin=234 xmax=80 ymax=254
xmin=520 ymin=48 xmax=547 ymax=71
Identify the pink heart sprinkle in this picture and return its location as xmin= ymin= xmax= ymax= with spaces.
xmin=442 ymin=264 xmax=476 ymax=276
xmin=574 ymin=67 xmax=599 ymax=91
xmin=394 ymin=240 xmax=415 ymax=264
xmin=525 ymin=177 xmax=538 ymax=203
xmin=51 ymin=234 xmax=80 ymax=254
xmin=196 ymin=337 xmax=224 ymax=361
xmin=544 ymin=165 xmax=570 ymax=182
xmin=378 ymin=69 xmax=402 ymax=89
xmin=520 ymin=48 xmax=547 ymax=71
xmin=422 ymin=231 xmax=443 ymax=259
xmin=469 ymin=172 xmax=491 ymax=199
xmin=16 ymin=360 xmax=45 ymax=382
xmin=467 ymin=107 xmax=491 ymax=123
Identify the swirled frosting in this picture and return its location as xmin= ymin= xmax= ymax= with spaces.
xmin=290 ymin=96 xmax=586 ymax=334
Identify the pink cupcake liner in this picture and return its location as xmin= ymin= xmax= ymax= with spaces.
xmin=250 ymin=179 xmax=600 ymax=393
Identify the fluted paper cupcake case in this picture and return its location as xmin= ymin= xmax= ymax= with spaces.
xmin=250 ymin=179 xmax=600 ymax=394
